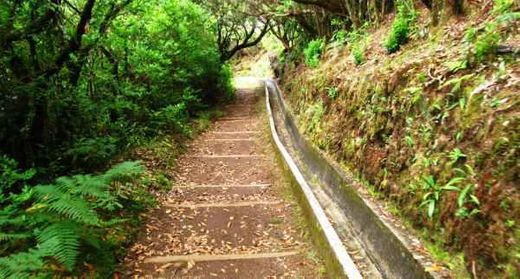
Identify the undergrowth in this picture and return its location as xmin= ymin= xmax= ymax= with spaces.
xmin=384 ymin=0 xmax=416 ymax=53
xmin=348 ymin=25 xmax=370 ymax=65
xmin=0 ymin=160 xmax=148 ymax=278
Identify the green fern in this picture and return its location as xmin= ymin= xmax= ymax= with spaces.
xmin=0 ymin=214 xmax=27 ymax=227
xmin=0 ymin=250 xmax=47 ymax=279
xmin=102 ymin=161 xmax=144 ymax=182
xmin=55 ymin=175 xmax=115 ymax=210
xmin=33 ymin=186 xmax=100 ymax=226
xmin=56 ymin=175 xmax=107 ymax=197
xmin=0 ymin=161 xmax=145 ymax=277
xmin=0 ymin=232 xmax=32 ymax=242
xmin=36 ymin=223 xmax=81 ymax=271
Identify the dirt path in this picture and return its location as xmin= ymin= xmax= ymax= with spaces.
xmin=122 ymin=82 xmax=323 ymax=278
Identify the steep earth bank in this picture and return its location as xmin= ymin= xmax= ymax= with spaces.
xmin=275 ymin=4 xmax=518 ymax=277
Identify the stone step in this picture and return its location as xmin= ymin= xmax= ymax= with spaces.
xmin=128 ymin=204 xmax=303 ymax=259
xmin=174 ymin=156 xmax=270 ymax=185
xmin=167 ymin=185 xmax=274 ymax=204
xmin=130 ymin=252 xmax=312 ymax=278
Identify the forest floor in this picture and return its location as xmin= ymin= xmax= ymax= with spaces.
xmin=121 ymin=81 xmax=323 ymax=278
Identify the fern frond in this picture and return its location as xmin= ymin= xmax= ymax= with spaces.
xmin=0 ymin=249 xmax=47 ymax=279
xmin=0 ymin=232 xmax=32 ymax=242
xmin=45 ymin=198 xmax=99 ymax=226
xmin=69 ymin=175 xmax=110 ymax=199
xmin=55 ymin=175 xmax=108 ymax=199
xmin=0 ymin=214 xmax=26 ymax=227
xmin=33 ymin=185 xmax=64 ymax=202
xmin=53 ymin=176 xmax=76 ymax=192
xmin=102 ymin=161 xmax=144 ymax=183
xmin=34 ymin=185 xmax=100 ymax=226
xmin=37 ymin=222 xmax=80 ymax=271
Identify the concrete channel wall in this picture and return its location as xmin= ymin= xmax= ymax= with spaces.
xmin=265 ymin=79 xmax=441 ymax=279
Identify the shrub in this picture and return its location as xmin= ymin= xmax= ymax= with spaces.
xmin=65 ymin=137 xmax=119 ymax=170
xmin=217 ymin=64 xmax=235 ymax=101
xmin=0 ymin=155 xmax=36 ymax=194
xmin=464 ymin=23 xmax=502 ymax=62
xmin=384 ymin=0 xmax=416 ymax=53
xmin=0 ymin=0 xmax=232 ymax=175
xmin=304 ymin=39 xmax=325 ymax=68
xmin=151 ymin=103 xmax=191 ymax=136
xmin=332 ymin=30 xmax=348 ymax=45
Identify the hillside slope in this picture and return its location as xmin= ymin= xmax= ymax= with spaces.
xmin=274 ymin=3 xmax=519 ymax=277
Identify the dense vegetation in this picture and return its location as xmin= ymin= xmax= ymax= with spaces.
xmin=0 ymin=0 xmax=232 ymax=173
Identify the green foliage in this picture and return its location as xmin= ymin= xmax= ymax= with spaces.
xmin=384 ymin=0 xmax=416 ymax=53
xmin=0 ymin=160 xmax=145 ymax=277
xmin=0 ymin=0 xmax=233 ymax=175
xmin=152 ymin=103 xmax=191 ymax=136
xmin=418 ymin=175 xmax=462 ymax=218
xmin=0 ymin=7 xmax=234 ymax=275
xmin=448 ymin=148 xmax=466 ymax=164
xmin=304 ymin=39 xmax=325 ymax=68
xmin=493 ymin=0 xmax=514 ymax=14
xmin=464 ymin=15 xmax=511 ymax=63
xmin=464 ymin=27 xmax=478 ymax=42
xmin=352 ymin=46 xmax=365 ymax=65
xmin=302 ymin=101 xmax=325 ymax=134
xmin=332 ymin=30 xmax=348 ymax=45
xmin=326 ymin=87 xmax=339 ymax=100
xmin=65 ymin=137 xmax=118 ymax=170
xmin=455 ymin=184 xmax=480 ymax=218
xmin=36 ymin=223 xmax=81 ymax=271
xmin=0 ymin=156 xmax=36 ymax=194
xmin=474 ymin=23 xmax=501 ymax=61
xmin=346 ymin=25 xmax=369 ymax=65
xmin=217 ymin=64 xmax=235 ymax=101
xmin=452 ymin=165 xmax=481 ymax=219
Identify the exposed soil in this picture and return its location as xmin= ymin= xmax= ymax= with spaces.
xmin=121 ymin=84 xmax=323 ymax=278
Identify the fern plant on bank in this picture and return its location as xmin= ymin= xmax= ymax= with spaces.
xmin=0 ymin=160 xmax=146 ymax=278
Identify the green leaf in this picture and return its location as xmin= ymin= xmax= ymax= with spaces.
xmin=442 ymin=185 xmax=460 ymax=191
xmin=423 ymin=175 xmax=436 ymax=188
xmin=458 ymin=185 xmax=472 ymax=207
xmin=470 ymin=194 xmax=480 ymax=205
xmin=427 ymin=200 xmax=436 ymax=218
xmin=422 ymin=192 xmax=432 ymax=201
xmin=445 ymin=177 xmax=464 ymax=188
xmin=469 ymin=209 xmax=480 ymax=216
